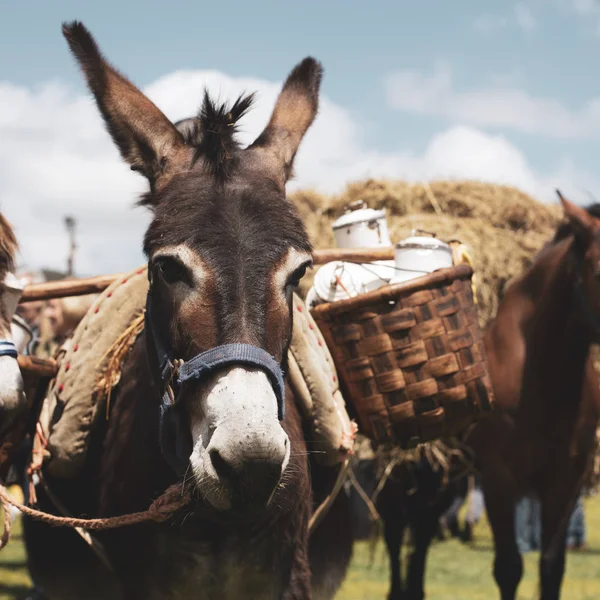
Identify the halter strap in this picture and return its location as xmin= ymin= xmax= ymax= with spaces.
xmin=144 ymin=287 xmax=286 ymax=475
xmin=144 ymin=293 xmax=175 ymax=386
xmin=0 ymin=340 xmax=17 ymax=359
xmin=178 ymin=344 xmax=285 ymax=420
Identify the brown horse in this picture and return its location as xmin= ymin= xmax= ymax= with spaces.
xmin=23 ymin=21 xmax=352 ymax=600
xmin=466 ymin=194 xmax=600 ymax=600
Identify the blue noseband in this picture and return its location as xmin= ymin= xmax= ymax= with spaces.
xmin=144 ymin=290 xmax=286 ymax=475
xmin=177 ymin=344 xmax=285 ymax=419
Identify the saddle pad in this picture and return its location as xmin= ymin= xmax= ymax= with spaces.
xmin=39 ymin=268 xmax=149 ymax=478
xmin=288 ymin=295 xmax=356 ymax=466
xmin=39 ymin=266 xmax=355 ymax=478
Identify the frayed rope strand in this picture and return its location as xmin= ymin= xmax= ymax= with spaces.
xmin=0 ymin=482 xmax=190 ymax=550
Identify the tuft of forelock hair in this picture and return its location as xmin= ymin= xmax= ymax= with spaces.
xmin=180 ymin=91 xmax=255 ymax=180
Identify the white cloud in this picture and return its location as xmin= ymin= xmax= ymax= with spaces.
xmin=514 ymin=3 xmax=538 ymax=32
xmin=385 ymin=63 xmax=600 ymax=138
xmin=558 ymin=0 xmax=600 ymax=33
xmin=473 ymin=4 xmax=537 ymax=35
xmin=568 ymin=0 xmax=600 ymax=15
xmin=0 ymin=69 xmax=596 ymax=275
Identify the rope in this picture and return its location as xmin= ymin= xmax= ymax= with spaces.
xmin=370 ymin=454 xmax=402 ymax=507
xmin=308 ymin=459 xmax=349 ymax=534
xmin=0 ymin=482 xmax=190 ymax=550
xmin=0 ymin=461 xmax=349 ymax=552
xmin=347 ymin=466 xmax=381 ymax=523
xmin=40 ymin=475 xmax=115 ymax=571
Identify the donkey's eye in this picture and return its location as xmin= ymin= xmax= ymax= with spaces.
xmin=286 ymin=261 xmax=312 ymax=290
xmin=154 ymin=256 xmax=191 ymax=286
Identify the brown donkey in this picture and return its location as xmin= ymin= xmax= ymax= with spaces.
xmin=23 ymin=22 xmax=352 ymax=600
xmin=466 ymin=194 xmax=600 ymax=600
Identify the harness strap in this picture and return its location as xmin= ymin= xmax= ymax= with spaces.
xmin=144 ymin=293 xmax=174 ymax=386
xmin=0 ymin=341 xmax=17 ymax=359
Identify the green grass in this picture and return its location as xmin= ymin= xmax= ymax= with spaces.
xmin=0 ymin=517 xmax=33 ymax=600
xmin=336 ymin=495 xmax=600 ymax=600
xmin=3 ymin=496 xmax=600 ymax=599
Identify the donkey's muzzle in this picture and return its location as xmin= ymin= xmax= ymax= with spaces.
xmin=206 ymin=428 xmax=289 ymax=510
xmin=210 ymin=450 xmax=283 ymax=509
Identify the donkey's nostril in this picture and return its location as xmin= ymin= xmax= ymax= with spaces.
xmin=210 ymin=449 xmax=234 ymax=479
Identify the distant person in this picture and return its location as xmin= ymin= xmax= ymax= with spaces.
xmin=442 ymin=474 xmax=485 ymax=542
xmin=515 ymin=492 xmax=586 ymax=552
xmin=515 ymin=495 xmax=541 ymax=553
xmin=36 ymin=293 xmax=97 ymax=357
xmin=566 ymin=492 xmax=587 ymax=550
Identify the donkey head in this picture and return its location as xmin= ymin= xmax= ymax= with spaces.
xmin=63 ymin=22 xmax=318 ymax=512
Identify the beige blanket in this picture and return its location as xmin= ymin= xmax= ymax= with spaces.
xmin=39 ymin=266 xmax=355 ymax=478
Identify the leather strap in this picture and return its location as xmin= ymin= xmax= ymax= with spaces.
xmin=144 ymin=285 xmax=286 ymax=475
xmin=178 ymin=344 xmax=285 ymax=420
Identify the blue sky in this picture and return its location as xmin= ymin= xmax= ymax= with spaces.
xmin=2 ymin=0 xmax=599 ymax=168
xmin=1 ymin=0 xmax=600 ymax=273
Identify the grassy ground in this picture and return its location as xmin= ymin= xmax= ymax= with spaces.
xmin=0 ymin=515 xmax=31 ymax=600
xmin=336 ymin=495 xmax=600 ymax=600
xmin=2 ymin=491 xmax=600 ymax=599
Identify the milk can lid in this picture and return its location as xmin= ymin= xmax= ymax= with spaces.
xmin=395 ymin=231 xmax=451 ymax=252
xmin=332 ymin=200 xmax=386 ymax=230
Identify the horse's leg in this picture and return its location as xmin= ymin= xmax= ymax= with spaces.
xmin=405 ymin=500 xmax=442 ymax=600
xmin=538 ymin=473 xmax=584 ymax=600
xmin=384 ymin=507 xmax=407 ymax=600
xmin=378 ymin=480 xmax=407 ymax=600
xmin=539 ymin=518 xmax=567 ymax=600
xmin=483 ymin=473 xmax=522 ymax=600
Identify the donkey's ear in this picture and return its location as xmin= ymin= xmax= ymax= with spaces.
xmin=557 ymin=190 xmax=596 ymax=241
xmin=62 ymin=21 xmax=188 ymax=189
xmin=248 ymin=58 xmax=323 ymax=184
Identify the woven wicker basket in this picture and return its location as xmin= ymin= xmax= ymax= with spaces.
xmin=310 ymin=263 xmax=494 ymax=447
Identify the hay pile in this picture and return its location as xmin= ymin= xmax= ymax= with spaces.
xmin=292 ymin=179 xmax=563 ymax=325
